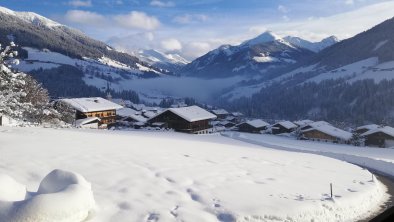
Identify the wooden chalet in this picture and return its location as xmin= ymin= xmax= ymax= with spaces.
xmin=301 ymin=124 xmax=352 ymax=144
xmin=148 ymin=106 xmax=217 ymax=134
xmin=59 ymin=97 xmax=122 ymax=127
xmin=237 ymin=119 xmax=269 ymax=133
xmin=272 ymin=121 xmax=297 ymax=134
xmin=361 ymin=126 xmax=394 ymax=148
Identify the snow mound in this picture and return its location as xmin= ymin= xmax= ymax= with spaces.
xmin=0 ymin=174 xmax=26 ymax=201
xmin=0 ymin=169 xmax=96 ymax=222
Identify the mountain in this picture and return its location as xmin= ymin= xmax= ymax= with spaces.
xmin=0 ymin=6 xmax=171 ymax=101
xmin=180 ymin=31 xmax=315 ymax=78
xmin=137 ymin=49 xmax=189 ymax=72
xmin=219 ymin=17 xmax=394 ymax=125
xmin=283 ymin=36 xmax=339 ymax=52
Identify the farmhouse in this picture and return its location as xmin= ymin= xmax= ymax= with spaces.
xmin=361 ymin=126 xmax=394 ymax=148
xmin=272 ymin=121 xmax=297 ymax=134
xmin=59 ymin=97 xmax=122 ymax=127
xmin=148 ymin=105 xmax=217 ymax=134
xmin=355 ymin=124 xmax=379 ymax=134
xmin=301 ymin=124 xmax=352 ymax=144
xmin=237 ymin=119 xmax=270 ymax=133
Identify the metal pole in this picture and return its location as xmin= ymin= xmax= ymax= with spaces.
xmin=330 ymin=183 xmax=333 ymax=198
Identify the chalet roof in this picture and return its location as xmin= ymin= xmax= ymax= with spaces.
xmin=74 ymin=117 xmax=100 ymax=127
xmin=117 ymin=108 xmax=139 ymax=117
xmin=211 ymin=109 xmax=229 ymax=115
xmin=60 ymin=97 xmax=122 ymax=113
xmin=294 ymin=120 xmax=314 ymax=126
xmin=303 ymin=124 xmax=352 ymax=141
xmin=361 ymin=126 xmax=394 ymax=138
xmin=143 ymin=111 xmax=157 ymax=118
xmin=231 ymin=112 xmax=244 ymax=117
xmin=356 ymin=124 xmax=379 ymax=131
xmin=274 ymin=121 xmax=297 ymax=129
xmin=244 ymin=119 xmax=270 ymax=128
xmin=154 ymin=105 xmax=217 ymax=122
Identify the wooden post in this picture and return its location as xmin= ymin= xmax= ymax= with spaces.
xmin=372 ymin=173 xmax=374 ymax=182
xmin=330 ymin=183 xmax=333 ymax=198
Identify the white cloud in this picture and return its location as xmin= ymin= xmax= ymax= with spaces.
xmin=183 ymin=42 xmax=211 ymax=59
xmin=173 ymin=14 xmax=208 ymax=24
xmin=114 ymin=11 xmax=160 ymax=30
xmin=65 ymin=10 xmax=106 ymax=26
xmin=150 ymin=0 xmax=175 ymax=7
xmin=160 ymin=38 xmax=182 ymax=51
xmin=107 ymin=32 xmax=156 ymax=52
xmin=344 ymin=0 xmax=354 ymax=5
xmin=67 ymin=0 xmax=92 ymax=7
xmin=278 ymin=5 xmax=289 ymax=14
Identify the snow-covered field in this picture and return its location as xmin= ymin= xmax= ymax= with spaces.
xmin=224 ymin=132 xmax=394 ymax=177
xmin=0 ymin=127 xmax=389 ymax=222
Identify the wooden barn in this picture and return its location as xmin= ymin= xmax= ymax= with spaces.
xmin=237 ymin=119 xmax=269 ymax=133
xmin=301 ymin=124 xmax=352 ymax=144
xmin=361 ymin=126 xmax=394 ymax=148
xmin=148 ymin=106 xmax=217 ymax=134
xmin=59 ymin=97 xmax=122 ymax=128
xmin=272 ymin=121 xmax=297 ymax=134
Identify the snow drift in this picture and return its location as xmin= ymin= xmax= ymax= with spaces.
xmin=0 ymin=169 xmax=96 ymax=222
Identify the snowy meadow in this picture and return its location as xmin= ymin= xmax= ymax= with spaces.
xmin=0 ymin=127 xmax=389 ymax=222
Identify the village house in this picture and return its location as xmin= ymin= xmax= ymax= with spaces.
xmin=59 ymin=97 xmax=122 ymax=128
xmin=272 ymin=121 xmax=297 ymax=134
xmin=361 ymin=126 xmax=394 ymax=148
xmin=148 ymin=105 xmax=217 ymax=134
xmin=211 ymin=109 xmax=230 ymax=119
xmin=301 ymin=124 xmax=352 ymax=144
xmin=237 ymin=119 xmax=270 ymax=133
xmin=355 ymin=124 xmax=379 ymax=134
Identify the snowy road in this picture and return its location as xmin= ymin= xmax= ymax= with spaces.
xmin=0 ymin=127 xmax=390 ymax=222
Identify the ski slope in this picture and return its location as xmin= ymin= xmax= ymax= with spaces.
xmin=0 ymin=127 xmax=389 ymax=222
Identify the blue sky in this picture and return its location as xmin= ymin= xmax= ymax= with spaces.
xmin=1 ymin=0 xmax=394 ymax=59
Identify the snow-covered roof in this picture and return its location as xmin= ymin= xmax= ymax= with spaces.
xmin=74 ymin=117 xmax=100 ymax=127
xmin=211 ymin=109 xmax=229 ymax=115
xmin=60 ymin=97 xmax=123 ymax=113
xmin=356 ymin=124 xmax=379 ymax=131
xmin=117 ymin=108 xmax=139 ymax=117
xmin=303 ymin=124 xmax=352 ymax=141
xmin=143 ymin=111 xmax=157 ymax=118
xmin=274 ymin=121 xmax=297 ymax=129
xmin=231 ymin=112 xmax=244 ymax=117
xmin=245 ymin=119 xmax=270 ymax=128
xmin=294 ymin=120 xmax=314 ymax=126
xmin=361 ymin=126 xmax=394 ymax=138
xmin=155 ymin=106 xmax=217 ymax=122
xmin=124 ymin=114 xmax=147 ymax=123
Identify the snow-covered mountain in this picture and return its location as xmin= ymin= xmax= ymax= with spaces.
xmin=283 ymin=36 xmax=339 ymax=52
xmin=179 ymin=31 xmax=316 ymax=78
xmin=137 ymin=49 xmax=189 ymax=72
xmin=0 ymin=6 xmax=173 ymax=101
xmin=219 ymin=16 xmax=394 ymax=124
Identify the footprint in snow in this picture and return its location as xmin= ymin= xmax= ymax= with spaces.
xmin=146 ymin=213 xmax=160 ymax=222
xmin=347 ymin=188 xmax=357 ymax=192
xmin=117 ymin=201 xmax=131 ymax=210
